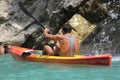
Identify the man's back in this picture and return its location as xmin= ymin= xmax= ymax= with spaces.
xmin=54 ymin=34 xmax=79 ymax=57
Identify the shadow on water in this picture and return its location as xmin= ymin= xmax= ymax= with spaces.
xmin=42 ymin=63 xmax=111 ymax=70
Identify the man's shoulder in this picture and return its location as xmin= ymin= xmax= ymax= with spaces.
xmin=55 ymin=34 xmax=64 ymax=38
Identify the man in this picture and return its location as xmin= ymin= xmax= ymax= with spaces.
xmin=0 ymin=43 xmax=4 ymax=54
xmin=43 ymin=24 xmax=80 ymax=57
xmin=4 ymin=43 xmax=11 ymax=53
xmin=0 ymin=43 xmax=11 ymax=54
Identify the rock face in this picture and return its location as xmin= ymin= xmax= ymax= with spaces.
xmin=0 ymin=0 xmax=119 ymax=55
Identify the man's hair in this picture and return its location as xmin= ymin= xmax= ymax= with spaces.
xmin=62 ymin=24 xmax=72 ymax=33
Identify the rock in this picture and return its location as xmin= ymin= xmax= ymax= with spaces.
xmin=0 ymin=0 xmax=119 ymax=55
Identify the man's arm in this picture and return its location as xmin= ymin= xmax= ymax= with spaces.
xmin=44 ymin=28 xmax=57 ymax=41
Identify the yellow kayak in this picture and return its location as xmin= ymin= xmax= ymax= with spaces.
xmin=10 ymin=46 xmax=112 ymax=66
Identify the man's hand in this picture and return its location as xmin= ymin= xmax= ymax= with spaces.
xmin=44 ymin=28 xmax=50 ymax=33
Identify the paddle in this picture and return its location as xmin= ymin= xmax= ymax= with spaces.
xmin=18 ymin=2 xmax=77 ymax=32
xmin=18 ymin=2 xmax=45 ymax=29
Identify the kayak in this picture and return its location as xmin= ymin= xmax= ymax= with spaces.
xmin=10 ymin=46 xmax=112 ymax=66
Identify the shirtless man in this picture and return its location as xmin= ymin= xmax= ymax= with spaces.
xmin=0 ymin=44 xmax=4 ymax=55
xmin=0 ymin=43 xmax=11 ymax=54
xmin=43 ymin=24 xmax=80 ymax=57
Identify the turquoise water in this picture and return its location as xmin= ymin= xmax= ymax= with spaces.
xmin=0 ymin=54 xmax=120 ymax=80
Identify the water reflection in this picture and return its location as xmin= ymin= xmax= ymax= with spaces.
xmin=43 ymin=63 xmax=108 ymax=69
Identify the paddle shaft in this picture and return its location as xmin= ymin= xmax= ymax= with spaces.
xmin=19 ymin=2 xmax=77 ymax=32
xmin=19 ymin=2 xmax=45 ymax=29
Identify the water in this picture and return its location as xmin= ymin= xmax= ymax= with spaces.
xmin=0 ymin=54 xmax=120 ymax=80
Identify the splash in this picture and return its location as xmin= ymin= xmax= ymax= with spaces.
xmin=108 ymin=10 xmax=119 ymax=19
xmin=112 ymin=56 xmax=120 ymax=61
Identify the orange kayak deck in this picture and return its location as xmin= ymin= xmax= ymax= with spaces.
xmin=10 ymin=46 xmax=112 ymax=66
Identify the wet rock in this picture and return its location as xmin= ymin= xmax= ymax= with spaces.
xmin=0 ymin=0 xmax=119 ymax=55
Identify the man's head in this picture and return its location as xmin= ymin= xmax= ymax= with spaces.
xmin=62 ymin=24 xmax=72 ymax=34
xmin=4 ymin=43 xmax=11 ymax=53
